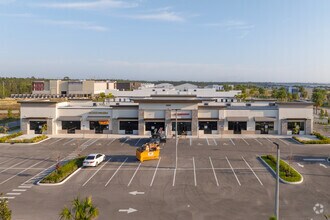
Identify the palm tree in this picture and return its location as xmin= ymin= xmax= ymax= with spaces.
xmin=59 ymin=196 xmax=99 ymax=220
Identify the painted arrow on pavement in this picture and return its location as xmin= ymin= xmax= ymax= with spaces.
xmin=129 ymin=191 xmax=145 ymax=196
xmin=320 ymin=163 xmax=327 ymax=168
xmin=118 ymin=208 xmax=138 ymax=214
xmin=297 ymin=163 xmax=304 ymax=168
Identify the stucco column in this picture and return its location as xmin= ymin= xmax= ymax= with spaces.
xmin=138 ymin=110 xmax=145 ymax=135
xmin=218 ymin=120 xmax=224 ymax=135
xmin=305 ymin=119 xmax=312 ymax=134
xmin=112 ymin=119 xmax=119 ymax=134
xmin=165 ymin=110 xmax=172 ymax=136
xmin=281 ymin=119 xmax=287 ymax=135
xmin=46 ymin=119 xmax=53 ymax=135
xmin=21 ymin=119 xmax=28 ymax=135
xmin=191 ymin=110 xmax=198 ymax=136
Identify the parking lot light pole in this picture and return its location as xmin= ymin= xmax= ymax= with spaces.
xmin=273 ymin=142 xmax=280 ymax=220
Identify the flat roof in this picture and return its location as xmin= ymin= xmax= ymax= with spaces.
xmin=18 ymin=99 xmax=62 ymax=104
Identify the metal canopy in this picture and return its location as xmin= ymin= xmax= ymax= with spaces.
xmin=226 ymin=117 xmax=249 ymax=122
xmin=254 ymin=117 xmax=276 ymax=122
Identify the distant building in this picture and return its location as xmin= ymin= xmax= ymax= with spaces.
xmin=116 ymin=82 xmax=141 ymax=91
xmin=154 ymin=83 xmax=174 ymax=89
xmin=205 ymin=84 xmax=224 ymax=91
xmin=30 ymin=80 xmax=115 ymax=97
xmin=175 ymin=83 xmax=198 ymax=91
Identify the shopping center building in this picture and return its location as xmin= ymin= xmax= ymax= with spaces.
xmin=19 ymin=94 xmax=313 ymax=136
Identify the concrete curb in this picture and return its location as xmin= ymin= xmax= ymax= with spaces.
xmin=37 ymin=167 xmax=82 ymax=186
xmin=1 ymin=137 xmax=50 ymax=145
xmin=258 ymin=156 xmax=304 ymax=185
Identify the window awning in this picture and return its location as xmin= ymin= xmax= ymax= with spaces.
xmin=254 ymin=117 xmax=276 ymax=122
xmin=227 ymin=117 xmax=249 ymax=122
xmin=57 ymin=116 xmax=81 ymax=121
xmin=86 ymin=116 xmax=110 ymax=121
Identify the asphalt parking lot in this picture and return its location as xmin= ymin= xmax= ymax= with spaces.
xmin=0 ymin=137 xmax=329 ymax=220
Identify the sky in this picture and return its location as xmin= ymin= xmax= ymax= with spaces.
xmin=1 ymin=0 xmax=330 ymax=83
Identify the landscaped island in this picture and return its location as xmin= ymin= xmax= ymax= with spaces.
xmin=40 ymin=157 xmax=85 ymax=184
xmin=293 ymin=132 xmax=330 ymax=144
xmin=260 ymin=155 xmax=303 ymax=184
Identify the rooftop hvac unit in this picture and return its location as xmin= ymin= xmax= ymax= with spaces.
xmin=93 ymin=103 xmax=97 ymax=106
xmin=204 ymin=103 xmax=209 ymax=106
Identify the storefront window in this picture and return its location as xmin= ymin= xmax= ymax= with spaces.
xmin=288 ymin=122 xmax=305 ymax=134
xmin=119 ymin=121 xmax=138 ymax=131
xmin=255 ymin=122 xmax=274 ymax=131
xmin=172 ymin=122 xmax=191 ymax=135
xmin=198 ymin=121 xmax=217 ymax=130
xmin=62 ymin=121 xmax=81 ymax=130
xmin=145 ymin=122 xmax=165 ymax=131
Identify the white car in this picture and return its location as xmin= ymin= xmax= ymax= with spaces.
xmin=83 ymin=154 xmax=106 ymax=167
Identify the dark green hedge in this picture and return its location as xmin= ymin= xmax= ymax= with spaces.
xmin=261 ymin=155 xmax=302 ymax=182
xmin=0 ymin=132 xmax=23 ymax=143
xmin=8 ymin=134 xmax=48 ymax=143
xmin=40 ymin=157 xmax=85 ymax=184
xmin=293 ymin=132 xmax=330 ymax=144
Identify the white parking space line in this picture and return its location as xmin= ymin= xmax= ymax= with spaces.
xmin=209 ymin=157 xmax=219 ymax=186
xmin=230 ymin=138 xmax=235 ymax=146
xmin=18 ymin=185 xmax=32 ymax=188
xmin=265 ymin=138 xmax=273 ymax=144
xmin=241 ymin=156 xmax=263 ymax=186
xmin=0 ymin=197 xmax=15 ymax=199
xmin=134 ymin=138 xmax=141 ymax=146
xmin=193 ymin=157 xmax=197 ymax=186
xmin=107 ymin=139 xmax=116 ymax=146
xmin=0 ymin=158 xmax=48 ymax=185
xmin=87 ymin=139 xmax=99 ymax=146
xmin=82 ymin=158 xmax=111 ymax=187
xmin=0 ymin=158 xmax=15 ymax=166
xmin=254 ymin=139 xmax=263 ymax=146
xmin=121 ymin=138 xmax=129 ymax=146
xmin=225 ymin=157 xmax=241 ymax=186
xmin=127 ymin=163 xmax=141 ymax=186
xmin=105 ymin=157 xmax=128 ymax=187
xmin=80 ymin=139 xmax=92 ymax=146
xmin=212 ymin=138 xmax=217 ymax=146
xmin=277 ymin=138 xmax=289 ymax=146
xmin=189 ymin=137 xmax=192 ymax=146
xmin=150 ymin=157 xmax=162 ymax=186
xmin=49 ymin=138 xmax=63 ymax=145
xmin=12 ymin=189 xmax=26 ymax=192
xmin=63 ymin=139 xmax=75 ymax=146
xmin=242 ymin=138 xmax=249 ymax=145
xmin=172 ymin=168 xmax=177 ymax=187
xmin=205 ymin=137 xmax=210 ymax=146
xmin=6 ymin=192 xmax=21 ymax=196
xmin=0 ymin=159 xmax=29 ymax=174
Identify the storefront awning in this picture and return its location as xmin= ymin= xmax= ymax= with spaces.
xmin=86 ymin=116 xmax=110 ymax=121
xmin=227 ymin=117 xmax=249 ymax=122
xmin=57 ymin=116 xmax=81 ymax=121
xmin=254 ymin=117 xmax=276 ymax=122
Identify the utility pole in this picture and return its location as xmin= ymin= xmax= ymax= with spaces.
xmin=2 ymin=81 xmax=4 ymax=98
xmin=175 ymin=109 xmax=178 ymax=169
xmin=273 ymin=142 xmax=280 ymax=220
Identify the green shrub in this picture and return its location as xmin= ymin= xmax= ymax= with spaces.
xmin=261 ymin=155 xmax=302 ymax=182
xmin=40 ymin=157 xmax=85 ymax=184
xmin=293 ymin=132 xmax=330 ymax=144
xmin=7 ymin=135 xmax=48 ymax=143
xmin=0 ymin=132 xmax=22 ymax=143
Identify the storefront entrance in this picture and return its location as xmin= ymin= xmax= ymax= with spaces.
xmin=145 ymin=122 xmax=165 ymax=134
xmin=90 ymin=121 xmax=109 ymax=134
xmin=228 ymin=121 xmax=247 ymax=134
xmin=198 ymin=121 xmax=217 ymax=134
xmin=30 ymin=121 xmax=47 ymax=134
xmin=256 ymin=122 xmax=274 ymax=134
xmin=62 ymin=121 xmax=81 ymax=134
xmin=172 ymin=122 xmax=192 ymax=135
xmin=119 ymin=121 xmax=138 ymax=134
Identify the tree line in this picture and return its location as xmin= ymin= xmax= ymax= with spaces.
xmin=0 ymin=77 xmax=43 ymax=98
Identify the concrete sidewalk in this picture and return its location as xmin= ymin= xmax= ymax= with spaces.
xmin=47 ymin=133 xmax=307 ymax=139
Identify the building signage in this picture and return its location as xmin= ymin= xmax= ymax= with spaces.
xmin=171 ymin=110 xmax=192 ymax=119
xmin=99 ymin=120 xmax=109 ymax=125
xmin=89 ymin=111 xmax=109 ymax=115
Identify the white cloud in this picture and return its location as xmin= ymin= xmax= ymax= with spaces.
xmin=35 ymin=0 xmax=138 ymax=10
xmin=206 ymin=20 xmax=255 ymax=30
xmin=40 ymin=19 xmax=108 ymax=32
xmin=0 ymin=13 xmax=34 ymax=18
xmin=127 ymin=11 xmax=185 ymax=22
